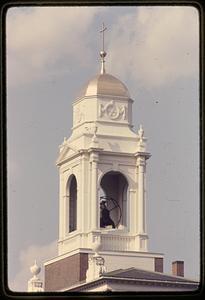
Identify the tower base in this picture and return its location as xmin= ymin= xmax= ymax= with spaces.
xmin=44 ymin=249 xmax=164 ymax=291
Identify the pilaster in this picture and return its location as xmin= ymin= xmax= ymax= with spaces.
xmin=136 ymin=155 xmax=146 ymax=234
xmin=59 ymin=174 xmax=65 ymax=240
xmin=89 ymin=151 xmax=100 ymax=230
xmin=80 ymin=152 xmax=89 ymax=232
xmin=134 ymin=151 xmax=150 ymax=251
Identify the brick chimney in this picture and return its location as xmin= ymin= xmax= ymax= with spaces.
xmin=172 ymin=261 xmax=184 ymax=277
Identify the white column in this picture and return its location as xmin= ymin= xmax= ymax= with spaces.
xmin=128 ymin=189 xmax=136 ymax=233
xmin=59 ymin=174 xmax=65 ymax=240
xmin=63 ymin=195 xmax=69 ymax=236
xmin=144 ymin=164 xmax=147 ymax=233
xmin=81 ymin=154 xmax=86 ymax=232
xmin=90 ymin=152 xmax=99 ymax=230
xmin=137 ymin=156 xmax=146 ymax=234
xmin=88 ymin=160 xmax=92 ymax=230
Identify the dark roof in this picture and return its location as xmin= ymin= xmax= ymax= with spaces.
xmin=65 ymin=267 xmax=199 ymax=292
xmin=103 ymin=267 xmax=198 ymax=284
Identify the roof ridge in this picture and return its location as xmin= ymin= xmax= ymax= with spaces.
xmin=104 ymin=267 xmax=198 ymax=283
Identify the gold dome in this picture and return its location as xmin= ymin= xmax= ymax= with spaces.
xmin=77 ymin=73 xmax=130 ymax=99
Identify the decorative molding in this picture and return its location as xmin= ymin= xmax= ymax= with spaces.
xmin=89 ymin=151 xmax=100 ymax=163
xmin=136 ymin=156 xmax=146 ymax=167
xmin=99 ymin=100 xmax=127 ymax=121
xmin=46 ymin=245 xmax=164 ymax=266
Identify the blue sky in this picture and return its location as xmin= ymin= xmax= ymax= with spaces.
xmin=7 ymin=5 xmax=199 ymax=291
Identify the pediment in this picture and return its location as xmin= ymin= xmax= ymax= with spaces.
xmin=56 ymin=145 xmax=77 ymax=165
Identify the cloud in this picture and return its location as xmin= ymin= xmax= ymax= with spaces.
xmin=7 ymin=7 xmax=103 ymax=87
xmin=7 ymin=6 xmax=198 ymax=89
xmin=107 ymin=6 xmax=199 ymax=88
xmin=9 ymin=240 xmax=57 ymax=292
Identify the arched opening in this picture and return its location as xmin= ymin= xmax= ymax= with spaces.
xmin=67 ymin=175 xmax=77 ymax=233
xmin=100 ymin=171 xmax=128 ymax=229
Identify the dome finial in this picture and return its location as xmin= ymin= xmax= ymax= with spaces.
xmin=100 ymin=22 xmax=107 ymax=74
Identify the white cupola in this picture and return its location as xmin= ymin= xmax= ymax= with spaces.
xmin=44 ymin=24 xmax=164 ymax=291
xmin=56 ymin=24 xmax=150 ymax=254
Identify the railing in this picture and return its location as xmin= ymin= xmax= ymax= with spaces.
xmin=58 ymin=232 xmax=136 ymax=255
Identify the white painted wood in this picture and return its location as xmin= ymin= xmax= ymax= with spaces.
xmin=55 ymin=72 xmax=159 ymax=270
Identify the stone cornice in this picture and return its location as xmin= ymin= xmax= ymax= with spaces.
xmin=45 ymin=246 xmax=165 ymax=266
xmin=73 ymin=94 xmax=134 ymax=104
xmin=135 ymin=151 xmax=151 ymax=159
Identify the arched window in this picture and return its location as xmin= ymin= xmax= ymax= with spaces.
xmin=68 ymin=175 xmax=77 ymax=232
xmin=100 ymin=171 xmax=128 ymax=229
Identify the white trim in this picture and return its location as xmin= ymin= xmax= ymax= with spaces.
xmin=73 ymin=94 xmax=134 ymax=104
xmin=62 ymin=275 xmax=199 ymax=292
xmin=102 ymin=276 xmax=199 ymax=286
xmin=44 ymin=247 xmax=164 ymax=266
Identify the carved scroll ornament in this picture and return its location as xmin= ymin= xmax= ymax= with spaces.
xmin=99 ymin=100 xmax=126 ymax=121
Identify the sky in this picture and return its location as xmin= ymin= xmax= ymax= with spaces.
xmin=7 ymin=5 xmax=200 ymax=291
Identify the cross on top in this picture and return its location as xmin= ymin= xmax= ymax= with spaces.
xmin=100 ymin=22 xmax=107 ymax=52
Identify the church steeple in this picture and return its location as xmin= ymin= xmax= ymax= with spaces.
xmin=44 ymin=27 xmax=164 ymax=292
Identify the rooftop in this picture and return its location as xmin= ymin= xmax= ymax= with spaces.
xmin=63 ymin=267 xmax=199 ymax=292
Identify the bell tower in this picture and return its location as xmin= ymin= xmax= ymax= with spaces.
xmin=44 ymin=25 xmax=164 ymax=291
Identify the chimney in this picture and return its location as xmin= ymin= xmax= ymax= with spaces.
xmin=172 ymin=261 xmax=184 ymax=277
